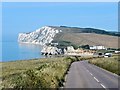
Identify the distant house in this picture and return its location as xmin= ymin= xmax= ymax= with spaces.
xmin=90 ymin=45 xmax=106 ymax=50
xmin=115 ymin=50 xmax=120 ymax=54
xmin=51 ymin=42 xmax=59 ymax=46
xmin=66 ymin=46 xmax=75 ymax=51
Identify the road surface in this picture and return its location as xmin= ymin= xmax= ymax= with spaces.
xmin=65 ymin=61 xmax=119 ymax=89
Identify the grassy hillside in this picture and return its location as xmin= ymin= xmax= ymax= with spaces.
xmin=1 ymin=57 xmax=77 ymax=89
xmin=50 ymin=26 xmax=120 ymax=36
xmin=50 ymin=26 xmax=119 ymax=49
xmin=53 ymin=33 xmax=119 ymax=49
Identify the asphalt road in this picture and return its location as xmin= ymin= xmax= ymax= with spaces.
xmin=65 ymin=61 xmax=119 ymax=89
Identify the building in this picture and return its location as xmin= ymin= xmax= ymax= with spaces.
xmin=51 ymin=42 xmax=59 ymax=46
xmin=90 ymin=45 xmax=106 ymax=50
xmin=115 ymin=50 xmax=120 ymax=54
xmin=66 ymin=46 xmax=75 ymax=51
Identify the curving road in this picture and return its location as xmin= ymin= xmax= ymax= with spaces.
xmin=65 ymin=61 xmax=119 ymax=89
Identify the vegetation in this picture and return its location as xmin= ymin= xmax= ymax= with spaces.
xmin=88 ymin=55 xmax=120 ymax=75
xmin=52 ymin=40 xmax=72 ymax=47
xmin=96 ymin=49 xmax=108 ymax=54
xmin=52 ymin=26 xmax=120 ymax=36
xmin=1 ymin=57 xmax=78 ymax=89
xmin=53 ymin=32 xmax=119 ymax=49
xmin=79 ymin=44 xmax=90 ymax=49
xmin=51 ymin=40 xmax=78 ymax=49
xmin=1 ymin=54 xmax=120 ymax=89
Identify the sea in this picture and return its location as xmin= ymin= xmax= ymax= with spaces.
xmin=1 ymin=42 xmax=44 ymax=62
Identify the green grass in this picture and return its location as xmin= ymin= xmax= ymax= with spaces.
xmin=1 ymin=57 xmax=77 ymax=89
xmin=88 ymin=55 xmax=120 ymax=75
xmin=1 ymin=55 xmax=119 ymax=89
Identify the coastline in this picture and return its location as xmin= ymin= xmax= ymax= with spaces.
xmin=2 ymin=42 xmax=44 ymax=62
xmin=18 ymin=42 xmax=43 ymax=46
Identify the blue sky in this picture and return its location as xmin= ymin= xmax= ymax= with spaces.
xmin=2 ymin=2 xmax=118 ymax=42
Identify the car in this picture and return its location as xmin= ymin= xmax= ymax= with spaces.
xmin=104 ymin=53 xmax=112 ymax=57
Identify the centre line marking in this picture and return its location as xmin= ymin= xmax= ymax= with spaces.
xmin=89 ymin=73 xmax=93 ymax=76
xmin=100 ymin=84 xmax=106 ymax=88
xmin=93 ymin=77 xmax=99 ymax=82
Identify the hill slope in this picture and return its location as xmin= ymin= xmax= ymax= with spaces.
xmin=18 ymin=26 xmax=119 ymax=48
xmin=53 ymin=33 xmax=119 ymax=48
xmin=50 ymin=26 xmax=120 ymax=36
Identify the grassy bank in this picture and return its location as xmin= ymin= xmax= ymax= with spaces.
xmin=88 ymin=55 xmax=120 ymax=75
xmin=1 ymin=57 xmax=77 ymax=89
xmin=1 ymin=55 xmax=119 ymax=89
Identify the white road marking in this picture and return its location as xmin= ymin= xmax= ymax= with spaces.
xmin=85 ymin=63 xmax=107 ymax=89
xmin=89 ymin=73 xmax=93 ymax=76
xmin=93 ymin=77 xmax=99 ymax=82
xmin=100 ymin=84 xmax=106 ymax=88
xmin=86 ymin=68 xmax=106 ymax=89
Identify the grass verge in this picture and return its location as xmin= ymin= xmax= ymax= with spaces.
xmin=88 ymin=55 xmax=120 ymax=75
xmin=1 ymin=57 xmax=77 ymax=89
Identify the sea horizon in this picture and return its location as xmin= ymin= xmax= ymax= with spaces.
xmin=1 ymin=41 xmax=44 ymax=62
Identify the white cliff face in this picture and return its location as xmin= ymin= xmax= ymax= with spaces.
xmin=18 ymin=26 xmax=62 ymax=45
xmin=41 ymin=45 xmax=62 ymax=55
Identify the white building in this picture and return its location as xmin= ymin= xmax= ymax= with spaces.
xmin=51 ymin=42 xmax=59 ymax=46
xmin=115 ymin=51 xmax=120 ymax=54
xmin=90 ymin=45 xmax=106 ymax=50
xmin=67 ymin=46 xmax=75 ymax=51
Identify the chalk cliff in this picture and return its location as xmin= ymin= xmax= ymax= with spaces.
xmin=18 ymin=26 xmax=62 ymax=45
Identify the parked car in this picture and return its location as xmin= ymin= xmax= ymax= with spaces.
xmin=104 ymin=53 xmax=112 ymax=57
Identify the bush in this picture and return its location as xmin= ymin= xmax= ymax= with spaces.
xmin=79 ymin=45 xmax=90 ymax=49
